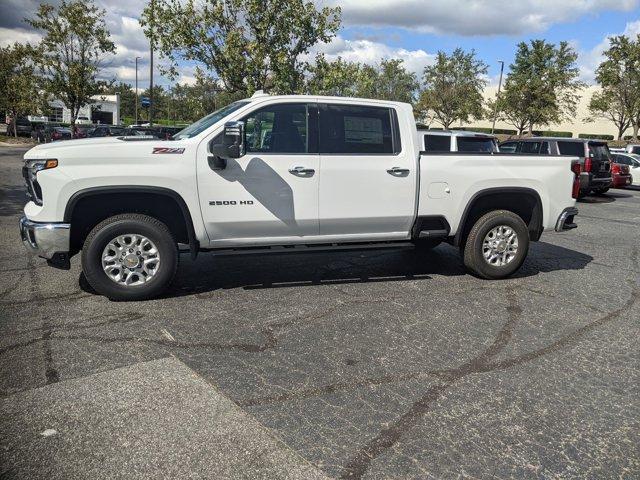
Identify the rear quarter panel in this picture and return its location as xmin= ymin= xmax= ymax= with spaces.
xmin=418 ymin=153 xmax=577 ymax=235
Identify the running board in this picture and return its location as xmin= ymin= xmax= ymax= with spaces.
xmin=201 ymin=241 xmax=415 ymax=257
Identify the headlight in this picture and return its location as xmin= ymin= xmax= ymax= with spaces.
xmin=26 ymin=159 xmax=58 ymax=173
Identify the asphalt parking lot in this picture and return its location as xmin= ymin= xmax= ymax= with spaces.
xmin=1 ymin=145 xmax=638 ymax=479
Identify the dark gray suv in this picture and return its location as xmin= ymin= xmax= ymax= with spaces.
xmin=499 ymin=137 xmax=612 ymax=196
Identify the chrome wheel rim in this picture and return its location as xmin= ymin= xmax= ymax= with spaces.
xmin=482 ymin=225 xmax=518 ymax=267
xmin=101 ymin=234 xmax=160 ymax=286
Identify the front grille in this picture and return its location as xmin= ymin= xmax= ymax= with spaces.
xmin=22 ymin=165 xmax=42 ymax=205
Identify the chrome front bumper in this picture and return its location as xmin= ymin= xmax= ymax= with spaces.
xmin=19 ymin=216 xmax=70 ymax=259
xmin=555 ymin=207 xmax=579 ymax=232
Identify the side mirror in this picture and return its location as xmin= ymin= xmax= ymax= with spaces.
xmin=210 ymin=121 xmax=245 ymax=160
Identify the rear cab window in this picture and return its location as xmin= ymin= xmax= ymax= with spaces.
xmin=456 ymin=136 xmax=497 ymax=153
xmin=423 ymin=134 xmax=451 ymax=152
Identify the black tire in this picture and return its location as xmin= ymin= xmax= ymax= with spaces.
xmin=463 ymin=210 xmax=529 ymax=280
xmin=413 ymin=238 xmax=442 ymax=250
xmin=81 ymin=214 xmax=178 ymax=301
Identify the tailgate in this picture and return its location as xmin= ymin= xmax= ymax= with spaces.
xmin=588 ymin=142 xmax=612 ymax=178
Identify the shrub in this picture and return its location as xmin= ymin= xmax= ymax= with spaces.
xmin=532 ymin=130 xmax=573 ymax=137
xmin=578 ymin=133 xmax=614 ymax=140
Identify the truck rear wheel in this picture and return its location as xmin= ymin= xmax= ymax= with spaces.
xmin=463 ymin=210 xmax=529 ymax=279
xmin=81 ymin=214 xmax=178 ymax=301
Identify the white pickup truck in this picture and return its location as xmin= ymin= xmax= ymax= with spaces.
xmin=20 ymin=92 xmax=579 ymax=300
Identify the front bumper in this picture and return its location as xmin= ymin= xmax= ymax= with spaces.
xmin=555 ymin=207 xmax=579 ymax=232
xmin=20 ymin=216 xmax=71 ymax=268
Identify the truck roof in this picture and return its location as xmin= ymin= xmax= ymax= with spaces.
xmin=245 ymin=91 xmax=412 ymax=109
xmin=418 ymin=129 xmax=497 ymax=138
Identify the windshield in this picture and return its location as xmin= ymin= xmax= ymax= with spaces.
xmin=173 ymin=101 xmax=250 ymax=140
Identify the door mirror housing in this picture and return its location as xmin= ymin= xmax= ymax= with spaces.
xmin=210 ymin=121 xmax=245 ymax=159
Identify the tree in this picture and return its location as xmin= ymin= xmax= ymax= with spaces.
xmin=27 ymin=0 xmax=115 ymax=128
xmin=141 ymin=0 xmax=340 ymax=95
xmin=306 ymin=56 xmax=418 ymax=103
xmin=587 ymin=89 xmax=631 ymax=140
xmin=493 ymin=40 xmax=584 ymax=135
xmin=416 ymin=48 xmax=487 ymax=129
xmin=358 ymin=59 xmax=418 ymax=104
xmin=594 ymin=35 xmax=640 ymax=140
xmin=0 ymin=44 xmax=43 ymax=137
xmin=306 ymin=55 xmax=363 ymax=97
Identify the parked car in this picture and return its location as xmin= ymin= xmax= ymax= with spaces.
xmin=499 ymin=137 xmax=612 ymax=196
xmin=420 ymin=129 xmax=498 ymax=153
xmin=50 ymin=127 xmax=72 ymax=142
xmin=20 ymin=93 xmax=580 ymax=300
xmin=76 ymin=116 xmax=92 ymax=125
xmin=612 ymin=152 xmax=640 ymax=186
xmin=31 ymin=124 xmax=70 ymax=143
xmin=625 ymin=144 xmax=640 ymax=154
xmin=88 ymin=125 xmax=129 ymax=137
xmin=71 ymin=125 xmax=93 ymax=139
xmin=9 ymin=117 xmax=34 ymax=137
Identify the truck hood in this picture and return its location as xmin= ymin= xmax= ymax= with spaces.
xmin=24 ymin=137 xmax=162 ymax=160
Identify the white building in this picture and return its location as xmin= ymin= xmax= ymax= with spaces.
xmin=468 ymin=85 xmax=620 ymax=139
xmin=48 ymin=94 xmax=120 ymax=125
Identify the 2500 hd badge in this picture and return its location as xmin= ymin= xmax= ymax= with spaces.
xmin=209 ymin=200 xmax=254 ymax=206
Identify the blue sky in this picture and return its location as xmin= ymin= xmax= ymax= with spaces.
xmin=1 ymin=0 xmax=639 ymax=88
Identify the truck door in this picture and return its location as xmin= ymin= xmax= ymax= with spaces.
xmin=197 ymin=102 xmax=319 ymax=245
xmin=318 ymin=103 xmax=416 ymax=238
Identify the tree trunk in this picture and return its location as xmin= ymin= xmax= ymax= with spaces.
xmin=633 ymin=122 xmax=639 ymax=142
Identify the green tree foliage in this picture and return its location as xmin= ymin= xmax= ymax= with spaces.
xmin=416 ymin=48 xmax=488 ymax=129
xmin=27 ymin=0 xmax=115 ymax=128
xmin=493 ymin=40 xmax=584 ymax=135
xmin=306 ymin=55 xmax=418 ymax=103
xmin=306 ymin=55 xmax=363 ymax=97
xmin=0 ymin=44 xmax=42 ymax=137
xmin=359 ymin=59 xmax=418 ymax=103
xmin=141 ymin=0 xmax=340 ymax=95
xmin=587 ymin=88 xmax=631 ymax=140
xmin=593 ymin=35 xmax=640 ymax=140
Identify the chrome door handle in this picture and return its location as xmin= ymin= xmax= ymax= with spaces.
xmin=387 ymin=166 xmax=410 ymax=175
xmin=289 ymin=166 xmax=315 ymax=175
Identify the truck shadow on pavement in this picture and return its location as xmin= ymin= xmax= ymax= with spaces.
xmin=153 ymin=241 xmax=593 ymax=298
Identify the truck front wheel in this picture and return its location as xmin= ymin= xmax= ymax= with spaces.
xmin=462 ymin=210 xmax=529 ymax=279
xmin=81 ymin=214 xmax=178 ymax=301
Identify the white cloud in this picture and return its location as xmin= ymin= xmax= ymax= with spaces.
xmin=326 ymin=0 xmax=639 ymax=36
xmin=0 ymin=27 xmax=41 ymax=47
xmin=577 ymin=19 xmax=640 ymax=83
xmin=311 ymin=35 xmax=435 ymax=75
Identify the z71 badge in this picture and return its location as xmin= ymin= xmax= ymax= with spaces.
xmin=152 ymin=147 xmax=185 ymax=154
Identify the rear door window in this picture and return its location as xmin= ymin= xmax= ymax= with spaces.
xmin=423 ymin=134 xmax=451 ymax=152
xmin=557 ymin=141 xmax=585 ymax=156
xmin=319 ymin=104 xmax=396 ymax=154
xmin=613 ymin=154 xmax=630 ymax=165
xmin=456 ymin=136 xmax=496 ymax=152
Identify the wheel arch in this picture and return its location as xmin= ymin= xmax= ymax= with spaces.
xmin=454 ymin=187 xmax=543 ymax=247
xmin=64 ymin=186 xmax=199 ymax=258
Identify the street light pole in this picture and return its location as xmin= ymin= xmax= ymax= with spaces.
xmin=135 ymin=56 xmax=141 ymax=125
xmin=491 ymin=60 xmax=505 ymax=135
